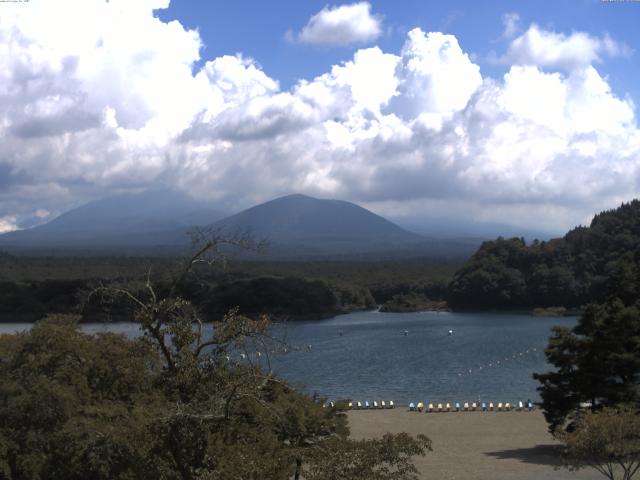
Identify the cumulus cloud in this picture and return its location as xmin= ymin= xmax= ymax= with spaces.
xmin=0 ymin=1 xmax=639 ymax=233
xmin=293 ymin=2 xmax=382 ymax=46
xmin=503 ymin=24 xmax=633 ymax=70
xmin=0 ymin=216 xmax=18 ymax=234
xmin=390 ymin=29 xmax=482 ymax=125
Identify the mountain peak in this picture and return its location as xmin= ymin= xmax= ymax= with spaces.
xmin=212 ymin=193 xmax=422 ymax=254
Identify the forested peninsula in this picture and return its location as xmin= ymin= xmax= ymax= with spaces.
xmin=448 ymin=200 xmax=640 ymax=310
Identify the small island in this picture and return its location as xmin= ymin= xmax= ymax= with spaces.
xmin=379 ymin=292 xmax=449 ymax=313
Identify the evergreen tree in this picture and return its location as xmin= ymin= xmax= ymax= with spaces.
xmin=534 ymin=300 xmax=640 ymax=432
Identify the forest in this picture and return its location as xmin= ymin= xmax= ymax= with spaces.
xmin=0 ymin=253 xmax=456 ymax=322
xmin=448 ymin=200 xmax=640 ymax=310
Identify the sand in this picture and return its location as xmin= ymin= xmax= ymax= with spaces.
xmin=347 ymin=409 xmax=602 ymax=480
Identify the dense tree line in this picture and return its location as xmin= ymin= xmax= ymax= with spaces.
xmin=449 ymin=200 xmax=640 ymax=309
xmin=528 ymin=203 xmax=640 ymax=478
xmin=188 ymin=276 xmax=375 ymax=320
xmin=0 ymin=276 xmax=375 ymax=323
xmin=0 ymin=279 xmax=86 ymax=320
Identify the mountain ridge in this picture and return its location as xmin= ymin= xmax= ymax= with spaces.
xmin=0 ymin=189 xmax=224 ymax=249
xmin=0 ymin=191 xmax=481 ymax=258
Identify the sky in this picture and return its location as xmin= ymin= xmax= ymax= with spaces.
xmin=0 ymin=0 xmax=639 ymax=235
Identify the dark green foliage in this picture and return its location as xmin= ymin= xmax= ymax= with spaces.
xmin=558 ymin=405 xmax=640 ymax=480
xmin=0 ymin=236 xmax=432 ymax=479
xmin=0 ymin=252 xmax=175 ymax=282
xmin=0 ymin=314 xmax=160 ymax=480
xmin=369 ymin=280 xmax=448 ymax=305
xmin=534 ymin=300 xmax=640 ymax=433
xmin=0 ymin=250 xmax=461 ymax=322
xmin=379 ymin=292 xmax=448 ymax=313
xmin=0 ymin=314 xmax=340 ymax=479
xmin=0 ymin=280 xmax=86 ymax=320
xmin=449 ymin=200 xmax=640 ymax=309
xmin=303 ymin=433 xmax=432 ymax=480
xmin=0 ymin=275 xmax=375 ymax=323
xmin=203 ymin=276 xmax=375 ymax=320
xmin=0 ymin=308 xmax=430 ymax=479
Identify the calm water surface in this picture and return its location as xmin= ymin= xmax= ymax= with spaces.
xmin=0 ymin=311 xmax=576 ymax=404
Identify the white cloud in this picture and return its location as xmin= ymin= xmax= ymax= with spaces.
xmin=503 ymin=24 xmax=633 ymax=70
xmin=501 ymin=13 xmax=521 ymax=39
xmin=390 ymin=29 xmax=483 ymax=124
xmin=0 ymin=1 xmax=638 ymax=233
xmin=0 ymin=216 xmax=18 ymax=234
xmin=295 ymin=2 xmax=382 ymax=46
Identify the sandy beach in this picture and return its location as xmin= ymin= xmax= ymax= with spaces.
xmin=347 ymin=409 xmax=602 ymax=480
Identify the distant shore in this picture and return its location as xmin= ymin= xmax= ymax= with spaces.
xmin=347 ymin=409 xmax=600 ymax=480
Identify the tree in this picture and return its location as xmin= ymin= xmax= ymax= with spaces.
xmin=534 ymin=300 xmax=640 ymax=432
xmin=303 ymin=433 xmax=432 ymax=480
xmin=0 ymin=314 xmax=162 ymax=480
xmin=0 ymin=230 xmax=432 ymax=479
xmin=559 ymin=405 xmax=640 ymax=480
xmin=448 ymin=199 xmax=640 ymax=310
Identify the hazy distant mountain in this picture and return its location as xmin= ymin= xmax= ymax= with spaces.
xmin=0 ymin=189 xmax=223 ymax=250
xmin=211 ymin=194 xmax=429 ymax=256
xmin=392 ymin=217 xmax=558 ymax=242
xmin=0 ymin=191 xmax=484 ymax=259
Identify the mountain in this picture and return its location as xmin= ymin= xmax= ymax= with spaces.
xmin=393 ymin=216 xmax=558 ymax=242
xmin=0 ymin=191 xmax=481 ymax=259
xmin=0 ymin=189 xmax=224 ymax=251
xmin=211 ymin=194 xmax=427 ymax=256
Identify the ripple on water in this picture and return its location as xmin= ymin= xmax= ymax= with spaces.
xmin=0 ymin=311 xmax=575 ymax=404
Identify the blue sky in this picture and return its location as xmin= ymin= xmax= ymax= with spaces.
xmin=157 ymin=0 xmax=640 ymax=99
xmin=0 ymin=0 xmax=639 ymax=234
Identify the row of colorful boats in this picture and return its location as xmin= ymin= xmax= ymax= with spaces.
xmin=408 ymin=400 xmax=534 ymax=412
xmin=323 ymin=401 xmax=396 ymax=409
xmin=322 ymin=400 xmax=535 ymax=411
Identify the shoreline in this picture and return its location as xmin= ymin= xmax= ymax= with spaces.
xmin=0 ymin=306 xmax=580 ymax=324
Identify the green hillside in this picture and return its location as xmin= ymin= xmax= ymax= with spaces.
xmin=448 ymin=200 xmax=640 ymax=309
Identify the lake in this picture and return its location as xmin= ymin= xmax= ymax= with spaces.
xmin=0 ymin=310 xmax=575 ymax=405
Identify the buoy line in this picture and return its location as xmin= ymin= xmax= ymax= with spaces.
xmin=456 ymin=347 xmax=542 ymax=377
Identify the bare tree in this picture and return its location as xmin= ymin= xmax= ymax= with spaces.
xmin=85 ymin=228 xmax=278 ymax=411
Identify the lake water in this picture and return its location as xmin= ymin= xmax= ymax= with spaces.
xmin=0 ymin=311 xmax=576 ymax=405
